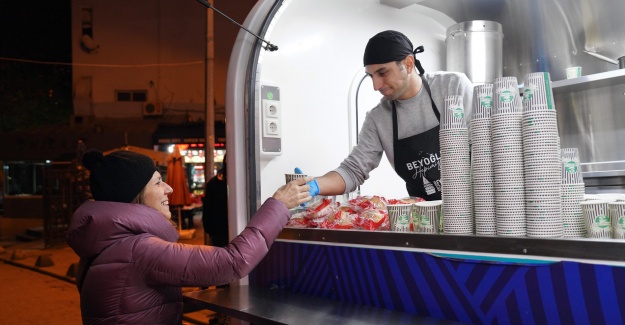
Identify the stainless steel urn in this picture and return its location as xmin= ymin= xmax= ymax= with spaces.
xmin=446 ymin=20 xmax=503 ymax=84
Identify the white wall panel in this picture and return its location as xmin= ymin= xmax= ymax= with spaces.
xmin=256 ymin=0 xmax=455 ymax=201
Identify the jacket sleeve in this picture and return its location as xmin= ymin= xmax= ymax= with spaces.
xmin=134 ymin=197 xmax=289 ymax=287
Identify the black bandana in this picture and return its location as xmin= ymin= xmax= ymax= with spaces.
xmin=363 ymin=30 xmax=425 ymax=75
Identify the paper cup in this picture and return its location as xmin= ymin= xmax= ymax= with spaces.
xmin=522 ymin=72 xmax=555 ymax=112
xmin=581 ymin=199 xmax=612 ymax=238
xmin=387 ymin=204 xmax=413 ymax=232
xmin=493 ymin=77 xmax=521 ymax=114
xmin=285 ymin=173 xmax=307 ymax=183
xmin=566 ymin=66 xmax=582 ymax=79
xmin=609 ymin=202 xmax=625 ymax=239
xmin=413 ymin=201 xmax=442 ymax=234
xmin=473 ymin=84 xmax=494 ymax=119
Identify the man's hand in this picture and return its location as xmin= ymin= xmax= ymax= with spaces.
xmin=294 ymin=167 xmax=320 ymax=196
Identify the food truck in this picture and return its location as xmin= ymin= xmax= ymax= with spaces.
xmin=185 ymin=0 xmax=625 ymax=323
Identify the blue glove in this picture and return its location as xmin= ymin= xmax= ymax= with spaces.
xmin=294 ymin=167 xmax=320 ymax=197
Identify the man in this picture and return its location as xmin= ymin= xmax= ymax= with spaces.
xmin=305 ymin=30 xmax=473 ymax=200
xmin=202 ymin=162 xmax=228 ymax=247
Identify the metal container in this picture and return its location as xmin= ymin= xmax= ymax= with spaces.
xmin=446 ymin=20 xmax=503 ymax=84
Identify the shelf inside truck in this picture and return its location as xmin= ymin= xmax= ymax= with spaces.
xmin=552 ymin=68 xmax=625 ymax=93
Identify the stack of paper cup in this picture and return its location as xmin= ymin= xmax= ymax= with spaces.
xmin=521 ymin=72 xmax=563 ymax=238
xmin=581 ymin=199 xmax=612 ymax=238
xmin=440 ymin=95 xmax=473 ymax=235
xmin=560 ymin=148 xmax=585 ymax=237
xmin=610 ymin=202 xmax=625 ymax=239
xmin=492 ymin=77 xmax=526 ymax=237
xmin=561 ymin=148 xmax=583 ymax=184
xmin=387 ymin=204 xmax=413 ymax=232
xmin=413 ymin=201 xmax=442 ymax=233
xmin=471 ymin=84 xmax=496 ymax=235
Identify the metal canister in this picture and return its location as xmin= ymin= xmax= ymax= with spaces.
xmin=446 ymin=20 xmax=503 ymax=84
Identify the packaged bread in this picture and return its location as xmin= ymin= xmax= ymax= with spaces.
xmin=286 ymin=210 xmax=309 ymax=228
xmin=354 ymin=208 xmax=389 ymax=231
xmin=348 ymin=195 xmax=388 ymax=210
xmin=302 ymin=197 xmax=335 ymax=219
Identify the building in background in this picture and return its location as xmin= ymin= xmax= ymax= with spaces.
xmin=1 ymin=0 xmax=257 ymax=226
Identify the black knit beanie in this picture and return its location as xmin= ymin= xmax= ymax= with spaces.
xmin=83 ymin=149 xmax=157 ymax=203
xmin=363 ymin=30 xmax=425 ymax=75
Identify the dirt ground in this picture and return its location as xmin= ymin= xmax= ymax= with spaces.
xmin=0 ymin=262 xmax=82 ymax=325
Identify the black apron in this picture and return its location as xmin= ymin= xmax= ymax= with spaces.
xmin=392 ymin=75 xmax=442 ymax=200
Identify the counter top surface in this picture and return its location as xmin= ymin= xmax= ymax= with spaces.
xmin=278 ymin=228 xmax=625 ymax=265
xmin=183 ymin=285 xmax=461 ymax=325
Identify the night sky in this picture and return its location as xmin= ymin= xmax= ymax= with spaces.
xmin=0 ymin=0 xmax=71 ymax=61
xmin=0 ymin=1 xmax=73 ymax=132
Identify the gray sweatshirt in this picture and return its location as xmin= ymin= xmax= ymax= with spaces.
xmin=334 ymin=71 xmax=474 ymax=193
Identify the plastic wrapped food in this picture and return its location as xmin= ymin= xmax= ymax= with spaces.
xmin=318 ymin=209 xmax=357 ymax=230
xmin=286 ymin=210 xmax=309 ymax=228
xmin=348 ymin=195 xmax=388 ymax=210
xmin=354 ymin=208 xmax=389 ymax=231
xmin=387 ymin=197 xmax=425 ymax=204
xmin=302 ymin=197 xmax=335 ymax=219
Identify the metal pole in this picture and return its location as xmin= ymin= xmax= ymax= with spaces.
xmin=204 ymin=0 xmax=215 ymax=245
xmin=205 ymin=1 xmax=215 ymax=179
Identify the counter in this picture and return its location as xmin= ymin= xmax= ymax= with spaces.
xmin=277 ymin=228 xmax=625 ymax=265
xmin=246 ymin=228 xmax=625 ymax=324
xmin=183 ymin=284 xmax=461 ymax=324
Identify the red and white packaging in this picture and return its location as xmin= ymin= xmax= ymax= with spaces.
xmin=302 ymin=197 xmax=335 ymax=219
xmin=354 ymin=208 xmax=390 ymax=231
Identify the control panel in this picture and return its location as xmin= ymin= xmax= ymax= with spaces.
xmin=260 ymin=85 xmax=281 ymax=155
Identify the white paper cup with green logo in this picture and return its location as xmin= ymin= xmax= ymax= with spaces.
xmin=413 ymin=201 xmax=442 ymax=233
xmin=580 ymin=199 xmax=612 ymax=238
xmin=473 ymin=84 xmax=493 ymax=119
xmin=566 ymin=67 xmax=582 ymax=79
xmin=561 ymin=158 xmax=583 ymax=184
xmin=609 ymin=202 xmax=625 ymax=239
xmin=522 ymin=72 xmax=555 ymax=112
xmin=387 ymin=204 xmax=413 ymax=232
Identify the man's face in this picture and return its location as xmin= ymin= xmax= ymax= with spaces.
xmin=365 ymin=59 xmax=411 ymax=101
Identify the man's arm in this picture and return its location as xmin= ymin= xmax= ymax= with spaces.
xmin=314 ymin=171 xmax=346 ymax=196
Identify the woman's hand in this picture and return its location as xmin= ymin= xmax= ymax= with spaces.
xmin=272 ymin=176 xmax=314 ymax=209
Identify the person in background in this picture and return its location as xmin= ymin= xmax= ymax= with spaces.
xmin=76 ymin=137 xmax=87 ymax=167
xmin=202 ymin=157 xmax=231 ymax=324
xmin=203 ymin=157 xmax=228 ymax=247
xmin=66 ymin=149 xmax=312 ymax=324
xmin=300 ymin=30 xmax=473 ymax=201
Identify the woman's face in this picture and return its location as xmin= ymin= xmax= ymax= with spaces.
xmin=143 ymin=171 xmax=173 ymax=219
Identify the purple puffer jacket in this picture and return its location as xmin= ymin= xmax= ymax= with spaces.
xmin=66 ymin=198 xmax=289 ymax=325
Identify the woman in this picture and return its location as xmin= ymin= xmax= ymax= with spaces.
xmin=66 ymin=149 xmax=312 ymax=324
